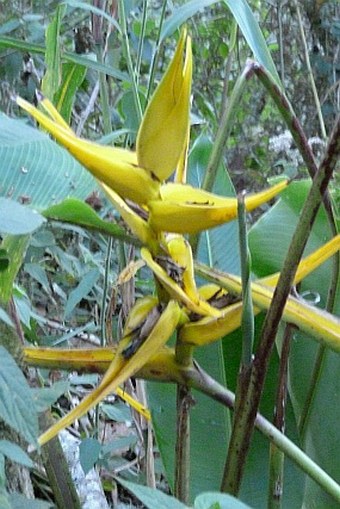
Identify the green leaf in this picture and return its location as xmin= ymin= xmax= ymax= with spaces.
xmin=161 ymin=0 xmax=280 ymax=84
xmin=54 ymin=62 xmax=87 ymax=123
xmin=43 ymin=198 xmax=139 ymax=245
xmin=64 ymin=0 xmax=121 ymax=33
xmin=0 ymin=346 xmax=38 ymax=445
xmin=79 ymin=437 xmax=101 ymax=475
xmin=64 ymin=268 xmax=101 ymax=319
xmin=31 ymin=381 xmax=70 ymax=412
xmin=223 ymin=0 xmax=280 ymax=83
xmin=249 ymin=180 xmax=332 ymax=278
xmin=0 ymin=249 xmax=9 ymax=272
xmin=24 ymin=263 xmax=50 ymax=293
xmin=0 ymin=114 xmax=98 ymax=208
xmin=0 ymin=440 xmax=33 ymax=468
xmin=0 ymin=307 xmax=14 ymax=328
xmin=101 ymin=402 xmax=132 ymax=423
xmin=194 ymin=492 xmax=253 ymax=509
xmin=41 ymin=3 xmax=66 ymax=99
xmin=189 ymin=134 xmax=240 ymax=275
xmin=8 ymin=493 xmax=54 ymax=509
xmin=0 ymin=199 xmax=45 ymax=235
xmin=0 ymin=486 xmax=11 ymax=509
xmin=249 ymin=180 xmax=340 ymax=508
xmin=0 ymin=36 xmax=129 ymax=81
xmin=0 ymin=235 xmax=30 ymax=304
xmin=116 ymin=478 xmax=188 ymax=509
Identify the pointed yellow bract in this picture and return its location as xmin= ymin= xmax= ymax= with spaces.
xmin=166 ymin=235 xmax=221 ymax=316
xmin=186 ymin=261 xmax=340 ymax=350
xmin=137 ymin=29 xmax=192 ymax=181
xmin=15 ymin=96 xmax=160 ymax=205
xmin=38 ymin=300 xmax=180 ymax=445
xmin=180 ymin=236 xmax=340 ymax=346
xmin=99 ymin=182 xmax=159 ymax=251
xmin=141 ymin=247 xmax=221 ymax=317
xmin=148 ymin=180 xmax=288 ymax=233
xmin=38 ymin=93 xmax=74 ymax=132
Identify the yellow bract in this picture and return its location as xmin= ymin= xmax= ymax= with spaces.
xmin=15 ymin=27 xmax=340 ymax=451
xmin=148 ymin=180 xmax=288 ymax=233
xmin=15 ymin=96 xmax=160 ymax=205
xmin=38 ymin=299 xmax=181 ymax=445
xmin=137 ymin=29 xmax=192 ymax=181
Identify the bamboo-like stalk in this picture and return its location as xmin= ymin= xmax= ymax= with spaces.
xmin=220 ymin=115 xmax=340 ymax=495
xmin=174 ymin=341 xmax=195 ymax=504
xmin=267 ymin=323 xmax=293 ymax=509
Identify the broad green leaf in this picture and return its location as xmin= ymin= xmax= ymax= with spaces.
xmin=116 ymin=478 xmax=188 ymax=509
xmin=0 ymin=440 xmax=33 ymax=468
xmin=43 ymin=198 xmax=140 ymax=245
xmin=0 ymin=114 xmax=97 ymax=208
xmin=194 ymin=491 xmax=252 ymax=509
xmin=161 ymin=0 xmax=280 ymax=83
xmin=41 ymin=3 xmax=66 ymax=99
xmin=55 ymin=62 xmax=87 ymax=123
xmin=79 ymin=437 xmax=101 ymax=475
xmin=0 ymin=198 xmax=45 ymax=235
xmin=0 ymin=346 xmax=38 ymax=445
xmin=249 ymin=180 xmax=340 ymax=508
xmin=64 ymin=268 xmax=101 ymax=319
xmin=249 ymin=180 xmax=332 ymax=279
xmin=0 ymin=235 xmax=30 ymax=304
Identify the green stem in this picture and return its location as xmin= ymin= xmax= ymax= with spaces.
xmin=238 ymin=191 xmax=254 ymax=366
xmin=174 ymin=340 xmax=194 ymax=504
xmin=92 ymin=1 xmax=112 ymax=136
xmin=220 ymin=115 xmax=340 ymax=495
xmin=95 ymin=44 xmax=112 ymax=135
xmin=174 ymin=383 xmax=193 ymax=504
xmin=40 ymin=412 xmax=82 ymax=509
xmin=135 ymin=0 xmax=148 ymax=87
xmin=219 ymin=20 xmax=237 ymax=121
xmin=190 ymin=64 xmax=251 ymax=253
xmin=267 ymin=323 xmax=293 ymax=509
xmin=295 ymin=0 xmax=327 ymax=139
xmin=100 ymin=237 xmax=113 ymax=347
xmin=298 ymin=344 xmax=326 ymax=440
xmin=202 ymin=64 xmax=251 ymax=193
xmin=118 ymin=0 xmax=143 ymax=123
xmin=146 ymin=0 xmax=168 ymax=104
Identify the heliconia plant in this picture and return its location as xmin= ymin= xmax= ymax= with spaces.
xmin=14 ymin=23 xmax=340 ymax=508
